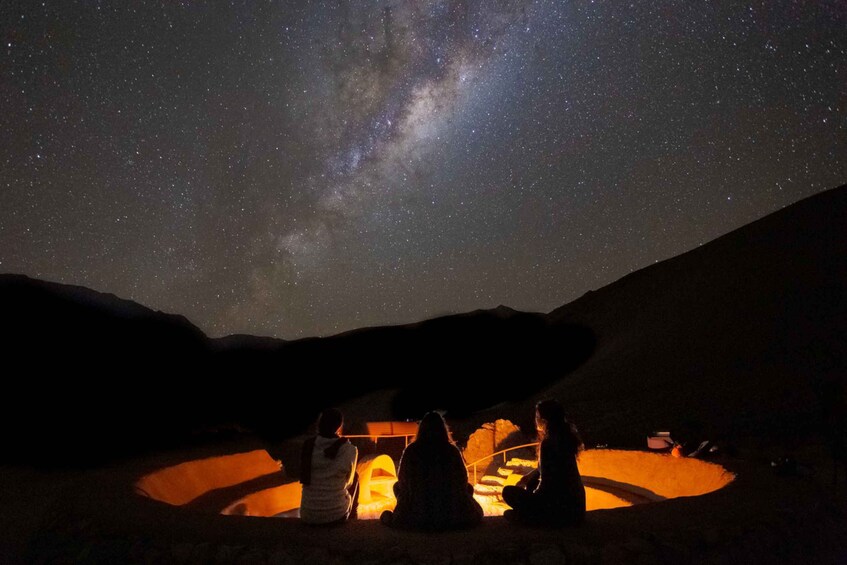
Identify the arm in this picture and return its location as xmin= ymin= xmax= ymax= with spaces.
xmin=450 ymin=445 xmax=471 ymax=485
xmin=299 ymin=437 xmax=316 ymax=486
xmin=534 ymin=439 xmax=550 ymax=493
xmin=394 ymin=446 xmax=415 ymax=501
xmin=341 ymin=444 xmax=358 ymax=488
xmin=516 ymin=468 xmax=539 ymax=489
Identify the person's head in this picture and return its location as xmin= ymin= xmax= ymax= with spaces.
xmin=535 ymin=399 xmax=583 ymax=454
xmin=317 ymin=408 xmax=343 ymax=438
xmin=414 ymin=411 xmax=452 ymax=446
xmin=535 ymin=399 xmax=565 ymax=436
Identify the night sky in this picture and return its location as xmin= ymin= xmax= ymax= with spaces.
xmin=2 ymin=2 xmax=845 ymax=339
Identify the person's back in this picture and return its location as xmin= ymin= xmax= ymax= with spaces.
xmin=391 ymin=441 xmax=481 ymax=530
xmin=534 ymin=436 xmax=585 ymax=521
xmin=502 ymin=399 xmax=585 ymax=527
xmin=299 ymin=408 xmax=359 ymax=525
xmin=382 ymin=412 xmax=483 ymax=530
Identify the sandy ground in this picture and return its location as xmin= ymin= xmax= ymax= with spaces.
xmin=2 ymin=438 xmax=845 ymax=564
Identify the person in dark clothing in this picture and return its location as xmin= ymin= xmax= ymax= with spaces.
xmin=380 ymin=411 xmax=483 ymax=530
xmin=502 ymin=399 xmax=585 ymax=526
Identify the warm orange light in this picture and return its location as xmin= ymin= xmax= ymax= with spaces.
xmin=471 ymin=450 xmax=735 ymax=516
xmin=136 ymin=447 xmax=734 ymax=521
xmin=577 ymin=449 xmax=735 ymax=501
xmin=222 ymin=483 xmax=301 ymax=517
xmin=354 ymin=454 xmax=398 ymax=519
xmin=135 ymin=450 xmax=283 ymax=507
xmin=364 ymin=421 xmax=419 ymax=437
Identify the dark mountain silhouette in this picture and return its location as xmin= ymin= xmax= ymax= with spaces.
xmin=0 ymin=275 xmax=212 ymax=463
xmin=212 ymin=305 xmax=595 ymax=443
xmin=213 ymin=334 xmax=286 ymax=350
xmin=2 ymin=183 xmax=845 ymax=465
xmin=537 ymin=183 xmax=847 ymax=449
xmin=0 ymin=276 xmax=593 ymax=465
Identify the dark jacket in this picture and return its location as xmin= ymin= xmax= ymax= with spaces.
xmin=536 ymin=437 xmax=585 ymax=509
xmin=390 ymin=441 xmax=483 ymax=530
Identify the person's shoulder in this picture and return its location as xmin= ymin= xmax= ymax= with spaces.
xmin=447 ymin=442 xmax=463 ymax=457
xmin=341 ymin=440 xmax=358 ymax=455
xmin=401 ymin=441 xmax=423 ymax=459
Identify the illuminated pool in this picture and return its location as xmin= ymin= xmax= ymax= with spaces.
xmin=135 ymin=448 xmax=734 ymax=519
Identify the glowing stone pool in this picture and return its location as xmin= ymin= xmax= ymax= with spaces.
xmin=473 ymin=449 xmax=735 ymax=516
xmin=135 ymin=448 xmax=734 ymax=520
xmin=578 ymin=449 xmax=736 ymax=509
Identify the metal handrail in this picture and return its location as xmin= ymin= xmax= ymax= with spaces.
xmin=344 ymin=433 xmax=417 ymax=448
xmin=341 ymin=436 xmax=540 ymax=481
xmin=464 ymin=442 xmax=539 ymax=485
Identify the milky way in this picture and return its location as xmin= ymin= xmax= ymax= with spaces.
xmin=2 ymin=1 xmax=845 ymax=338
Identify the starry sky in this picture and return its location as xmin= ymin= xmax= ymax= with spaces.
xmin=2 ymin=1 xmax=845 ymax=339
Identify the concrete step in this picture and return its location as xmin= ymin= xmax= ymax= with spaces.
xmin=473 ymin=484 xmax=502 ymax=496
xmin=504 ymin=457 xmax=536 ymax=469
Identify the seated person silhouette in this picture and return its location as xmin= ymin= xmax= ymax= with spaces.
xmin=502 ymin=399 xmax=586 ymax=527
xmin=299 ymin=408 xmax=359 ymax=525
xmin=381 ymin=411 xmax=483 ymax=530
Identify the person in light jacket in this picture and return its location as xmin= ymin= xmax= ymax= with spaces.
xmin=299 ymin=408 xmax=359 ymax=525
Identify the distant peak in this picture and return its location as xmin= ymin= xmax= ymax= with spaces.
xmin=492 ymin=304 xmax=517 ymax=316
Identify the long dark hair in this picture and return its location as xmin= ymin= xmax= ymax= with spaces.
xmin=536 ymin=399 xmax=583 ymax=456
xmin=413 ymin=411 xmax=453 ymax=448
